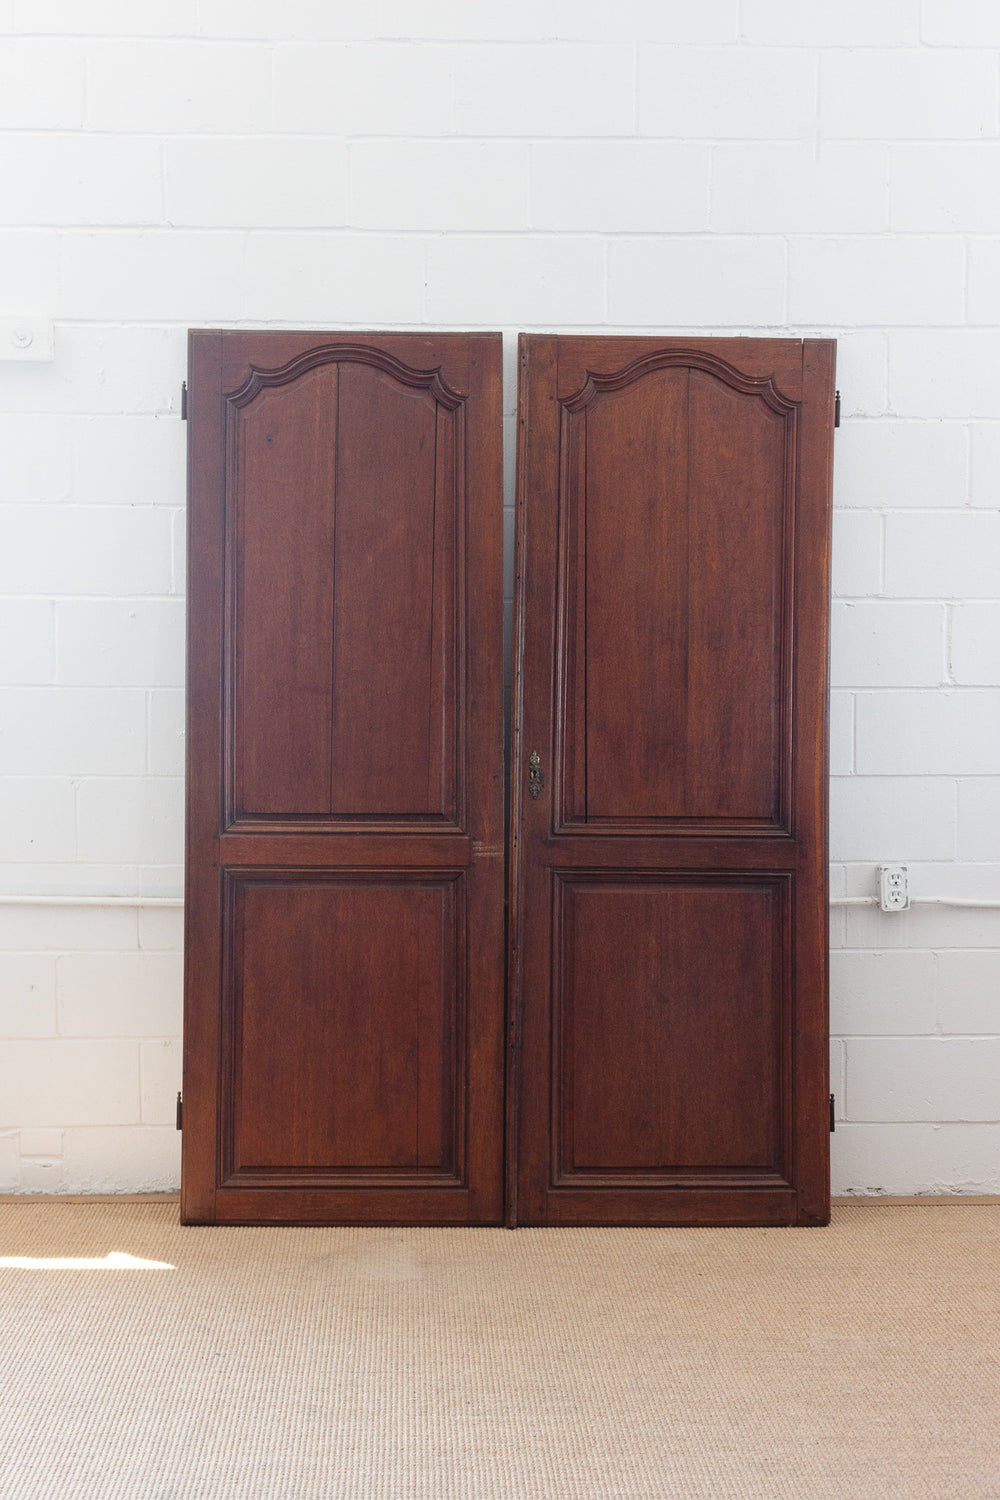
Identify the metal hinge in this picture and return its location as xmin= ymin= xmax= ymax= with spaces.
xmin=176 ymin=1092 xmax=183 ymax=1131
xmin=181 ymin=381 xmax=188 ymax=420
xmin=830 ymin=1094 xmax=836 ymax=1133
xmin=834 ymin=390 xmax=841 ymax=428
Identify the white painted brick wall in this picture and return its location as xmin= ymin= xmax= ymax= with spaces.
xmin=0 ymin=5 xmax=997 ymax=1198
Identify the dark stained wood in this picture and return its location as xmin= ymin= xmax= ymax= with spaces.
xmin=510 ymin=335 xmax=835 ymax=1227
xmin=183 ymin=331 xmax=504 ymax=1225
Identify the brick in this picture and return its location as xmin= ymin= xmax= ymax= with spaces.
xmin=789 ymin=237 xmax=963 ymax=327
xmin=379 ymin=0 xmax=559 ymax=39
xmin=0 ymin=903 xmax=137 ymax=953
xmin=59 ymin=230 xmax=245 ymax=322
xmin=921 ymin=0 xmax=1000 ymax=46
xmin=0 ymin=505 xmax=172 ymax=595
xmin=0 ymin=1041 xmax=139 ymax=1127
xmin=140 ymin=1039 xmax=182 ymax=1125
xmin=148 ymin=690 xmax=185 ymax=777
xmin=829 ymin=691 xmax=854 ymax=776
xmin=884 ymin=511 xmax=1000 ymax=598
xmin=426 ymin=237 xmax=604 ymax=325
xmin=274 ymin=43 xmax=453 ymax=135
xmin=0 ymin=40 xmax=84 ymax=128
xmin=171 ymin=510 xmax=185 ymax=597
xmin=0 ymin=956 xmax=57 ymax=1040
xmin=0 ymin=231 xmax=57 ymax=312
xmin=0 ymin=1133 xmax=19 ymax=1191
xmin=456 ymin=44 xmax=634 ymax=136
xmin=832 ymin=1123 xmax=1000 ymax=1195
xmin=830 ymin=1039 xmax=845 ymax=1106
xmin=831 ymin=602 xmax=945 ymax=688
xmin=531 ymin=143 xmax=709 ymax=233
xmin=166 ymin=138 xmax=348 ymax=229
xmin=24 ymin=0 xmax=197 ymax=32
xmin=846 ymin=1037 xmax=1000 ymax=1121
xmin=245 ymin=234 xmax=425 ymax=325
xmin=199 ymin=0 xmax=379 ymax=38
xmin=832 ymin=420 xmax=967 ymax=510
xmin=76 ymin=778 xmax=184 ymax=866
xmin=935 ymin=951 xmax=1000 ymax=1033
xmin=0 ymin=862 xmax=139 ymax=896
xmin=71 ymin=415 xmax=185 ymax=508
xmin=56 ymin=601 xmax=184 ymax=688
xmin=60 ymin=1126 xmax=180 ymax=1193
xmin=556 ymin=0 xmax=737 ymax=41
xmin=56 ymin=952 xmax=182 ymax=1040
xmin=829 ymin=776 xmax=956 ymax=861
xmin=0 ymin=134 xmax=162 ymax=227
xmin=743 ymin=0 xmax=919 ymax=44
xmin=970 ymin=424 xmax=1000 ymax=507
xmin=821 ymin=48 xmax=997 ymax=139
xmin=831 ymin=950 xmax=939 ymax=1036
xmin=0 ymin=688 xmax=146 ymax=776
xmin=351 ymin=142 xmax=529 ymax=232
xmin=0 ymin=602 xmax=55 ymax=685
xmin=19 ymin=1129 xmax=63 ymax=1156
xmin=891 ymin=142 xmax=1000 ymax=233
xmin=138 ymin=906 xmax=183 ymax=952
xmin=0 ymin=325 xmax=184 ymax=415
xmin=832 ymin=510 xmax=882 ymax=598
xmin=86 ymin=41 xmax=273 ymax=133
xmin=967 ymin=240 xmax=1000 ymax=325
xmin=951 ymin=603 xmax=1000 ymax=686
xmin=0 ymin=415 xmax=72 ymax=503
xmin=712 ymin=143 xmax=887 ymax=235
xmin=834 ymin=333 xmax=888 ymax=418
xmin=957 ymin=779 xmax=1000 ymax=861
xmin=0 ymin=778 xmax=76 ymax=862
xmin=856 ymin=689 xmax=1000 ymax=775
xmin=139 ymin=868 xmax=183 ymax=899
xmin=608 ymin=237 xmax=784 ymax=326
xmin=638 ymin=46 xmax=816 ymax=140
xmin=19 ymin=1157 xmax=63 ymax=1191
xmin=890 ymin=332 xmax=1000 ymax=419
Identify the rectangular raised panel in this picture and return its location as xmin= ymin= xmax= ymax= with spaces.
xmin=559 ymin=357 xmax=792 ymax=830
xmin=555 ymin=876 xmax=785 ymax=1181
xmin=226 ymin=877 xmax=460 ymax=1181
xmin=230 ymin=350 xmax=461 ymax=824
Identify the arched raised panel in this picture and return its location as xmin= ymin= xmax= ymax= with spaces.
xmin=558 ymin=357 xmax=794 ymax=831
xmin=227 ymin=354 xmax=463 ymax=827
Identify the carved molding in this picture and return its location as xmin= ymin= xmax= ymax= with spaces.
xmin=227 ymin=343 xmax=466 ymax=411
xmin=560 ymin=348 xmax=799 ymax=417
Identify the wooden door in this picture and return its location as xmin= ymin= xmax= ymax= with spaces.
xmin=510 ymin=335 xmax=835 ymax=1227
xmin=182 ymin=331 xmax=505 ymax=1225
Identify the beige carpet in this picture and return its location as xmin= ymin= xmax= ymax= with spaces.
xmin=1 ymin=1199 xmax=998 ymax=1499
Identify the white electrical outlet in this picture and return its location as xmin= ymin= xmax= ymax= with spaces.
xmin=879 ymin=864 xmax=910 ymax=912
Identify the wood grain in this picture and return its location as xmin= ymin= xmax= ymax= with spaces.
xmin=511 ymin=334 xmax=835 ymax=1227
xmin=183 ymin=331 xmax=504 ymax=1226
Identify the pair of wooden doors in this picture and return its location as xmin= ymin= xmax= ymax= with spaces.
xmin=182 ymin=330 xmax=835 ymax=1228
